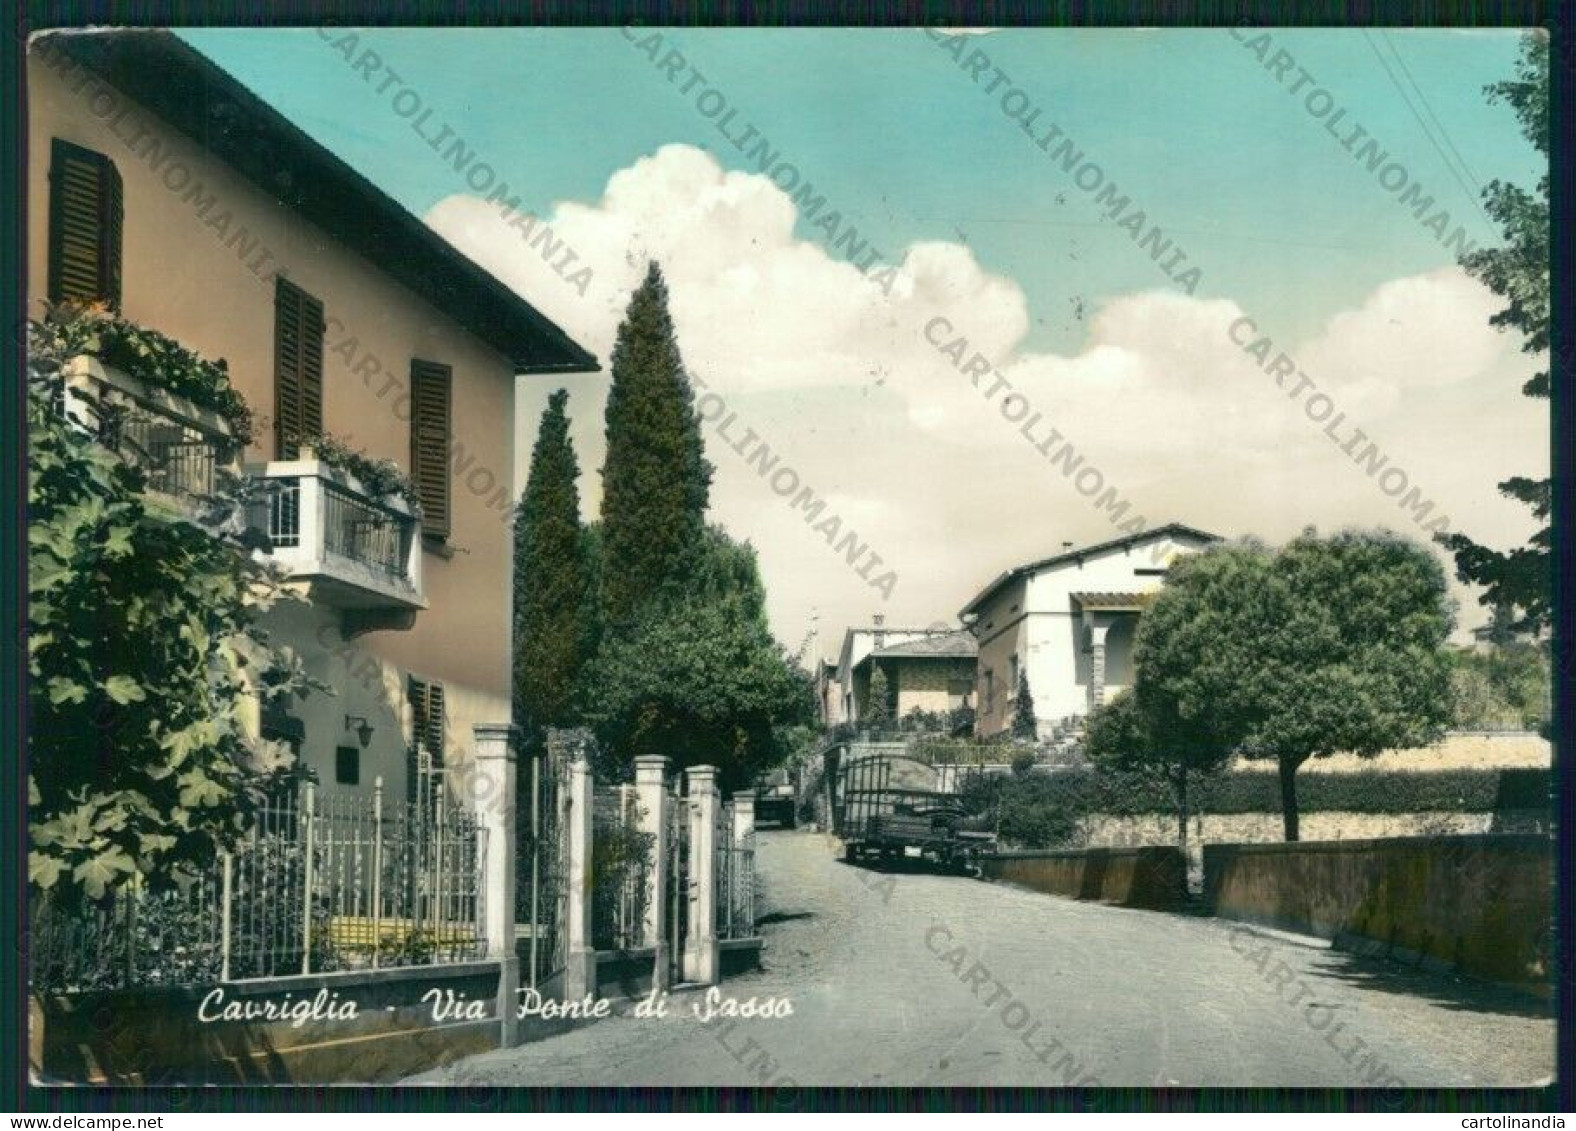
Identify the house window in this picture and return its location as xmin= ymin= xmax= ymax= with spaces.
xmin=48 ymin=138 xmax=123 ymax=310
xmin=1009 ymin=654 xmax=1020 ymax=696
xmin=407 ymin=676 xmax=445 ymax=811
xmin=335 ymin=745 xmax=360 ymax=786
xmin=983 ymin=669 xmax=995 ymax=714
xmin=409 ymin=360 xmax=453 ymax=541
xmin=274 ymin=279 xmax=325 ymax=458
xmin=947 ymin=678 xmax=972 ymax=709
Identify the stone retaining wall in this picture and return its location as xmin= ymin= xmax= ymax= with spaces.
xmin=1203 ymin=834 xmax=1553 ymax=989
xmin=981 ymin=846 xmax=1186 ymax=910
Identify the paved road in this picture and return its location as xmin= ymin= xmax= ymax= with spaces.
xmin=416 ymin=830 xmax=1554 ymax=1088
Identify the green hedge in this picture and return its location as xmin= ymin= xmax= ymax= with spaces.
xmin=967 ymin=766 xmax=1551 ymax=819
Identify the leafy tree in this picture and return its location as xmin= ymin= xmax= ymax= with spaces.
xmin=1438 ymin=33 xmax=1550 ymax=635
xmin=1010 ymin=670 xmax=1038 ymax=741
xmin=1448 ymin=644 xmax=1551 ymax=732
xmin=1137 ymin=532 xmax=1452 ymax=841
xmin=864 ymin=665 xmax=892 ymax=734
xmin=1084 ymin=689 xmax=1229 ymax=857
xmin=28 ymin=317 xmax=312 ymax=905
xmin=598 ymin=262 xmax=713 ymax=627
xmin=580 ymin=528 xmax=814 ymax=789
xmin=513 ymin=390 xmax=595 ymax=741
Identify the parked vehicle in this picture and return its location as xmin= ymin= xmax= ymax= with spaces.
xmin=754 ymin=768 xmax=798 ymax=828
xmin=832 ymin=749 xmax=995 ymax=872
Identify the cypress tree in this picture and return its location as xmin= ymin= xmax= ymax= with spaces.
xmin=1011 ymin=670 xmax=1038 ymax=741
xmin=599 ymin=262 xmax=712 ymax=626
xmin=865 ymin=666 xmax=892 ymax=735
xmin=513 ymin=389 xmax=593 ymax=737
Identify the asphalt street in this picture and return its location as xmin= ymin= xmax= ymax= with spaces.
xmin=413 ymin=829 xmax=1555 ymax=1088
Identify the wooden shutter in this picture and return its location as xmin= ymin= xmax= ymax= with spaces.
xmin=409 ymin=360 xmax=453 ymax=540
xmin=47 ymin=138 xmax=123 ymax=310
xmin=407 ymin=677 xmax=446 ymax=809
xmin=274 ymin=280 xmax=325 ymax=458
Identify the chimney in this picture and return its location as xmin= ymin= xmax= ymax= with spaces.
xmin=872 ymin=613 xmax=885 ymax=648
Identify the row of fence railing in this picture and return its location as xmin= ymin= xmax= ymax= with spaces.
xmin=32 ymin=781 xmax=486 ymax=993
xmin=33 ymin=735 xmax=761 ymax=999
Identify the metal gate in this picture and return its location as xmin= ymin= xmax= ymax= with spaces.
xmin=716 ymin=799 xmax=756 ymax=940
xmin=665 ymin=779 xmax=690 ymax=983
xmin=525 ymin=740 xmax=567 ymax=988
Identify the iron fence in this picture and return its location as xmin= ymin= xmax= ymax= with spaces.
xmin=322 ymin=480 xmax=409 ymax=577
xmin=592 ymin=786 xmax=654 ymax=952
xmin=32 ymin=780 xmax=486 ymax=993
xmin=716 ymin=799 xmax=757 ymax=941
xmin=100 ymin=400 xmax=225 ymax=499
xmin=523 ymin=737 xmax=568 ymax=988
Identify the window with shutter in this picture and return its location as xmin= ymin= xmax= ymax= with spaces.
xmin=409 ymin=360 xmax=453 ymax=540
xmin=407 ymin=677 xmax=446 ymax=811
xmin=48 ymin=138 xmax=124 ymax=310
xmin=274 ymin=279 xmax=325 ymax=459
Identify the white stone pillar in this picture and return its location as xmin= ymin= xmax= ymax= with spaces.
xmin=634 ymin=755 xmax=670 ymax=986
xmin=563 ymin=745 xmax=597 ymax=1001
xmin=682 ymin=765 xmax=720 ymax=985
xmin=471 ymin=722 xmax=519 ymax=1046
xmin=731 ymin=791 xmax=755 ymax=847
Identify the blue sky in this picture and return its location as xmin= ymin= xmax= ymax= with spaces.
xmin=182 ymin=27 xmax=1537 ymax=354
xmin=176 ymin=27 xmax=1546 ymax=648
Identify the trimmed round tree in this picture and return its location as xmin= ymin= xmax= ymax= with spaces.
xmin=1135 ymin=531 xmax=1452 ymax=841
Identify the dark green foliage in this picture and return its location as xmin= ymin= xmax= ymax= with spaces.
xmin=1085 ymin=685 xmax=1232 ymax=853
xmin=46 ymin=302 xmax=254 ymax=443
xmin=1137 ymin=531 xmax=1452 ymax=840
xmin=591 ymin=813 xmax=655 ymax=950
xmin=581 ymin=267 xmax=804 ymax=785
xmin=580 ymin=528 xmax=815 ymax=790
xmin=958 ymin=772 xmax=1079 ymax=849
xmin=1448 ymin=644 xmax=1551 ymax=731
xmin=1010 ymin=670 xmax=1037 ymax=741
xmin=598 ymin=263 xmax=713 ymax=626
xmin=865 ymin=666 xmax=892 ymax=733
xmin=513 ymin=390 xmax=595 ymax=739
xmin=1439 ymin=33 xmax=1550 ymax=633
xmin=28 ymin=321 xmax=312 ymax=905
xmin=962 ymin=766 xmax=1549 ymax=844
xmin=298 ymin=430 xmax=418 ymax=509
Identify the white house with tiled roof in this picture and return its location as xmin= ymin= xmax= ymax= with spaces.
xmin=959 ymin=524 xmax=1222 ymax=739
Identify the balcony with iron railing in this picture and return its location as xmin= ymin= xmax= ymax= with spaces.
xmin=61 ymin=355 xmax=239 ymax=509
xmin=247 ymin=453 xmax=426 ymax=613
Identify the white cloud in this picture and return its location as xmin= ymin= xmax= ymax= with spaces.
xmin=427 ymin=143 xmax=1545 ymax=651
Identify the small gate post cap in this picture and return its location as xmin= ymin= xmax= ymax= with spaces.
xmin=732 ymin=791 xmax=755 ymax=804
xmin=634 ymin=754 xmax=671 ymax=780
xmin=472 ymin=722 xmax=519 ymax=767
xmin=683 ymin=764 xmax=720 ymax=784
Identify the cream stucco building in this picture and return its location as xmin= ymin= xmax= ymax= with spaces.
xmin=961 ymin=524 xmax=1221 ymax=740
xmin=827 ymin=620 xmax=976 ymax=730
xmin=28 ymin=31 xmax=597 ymax=806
